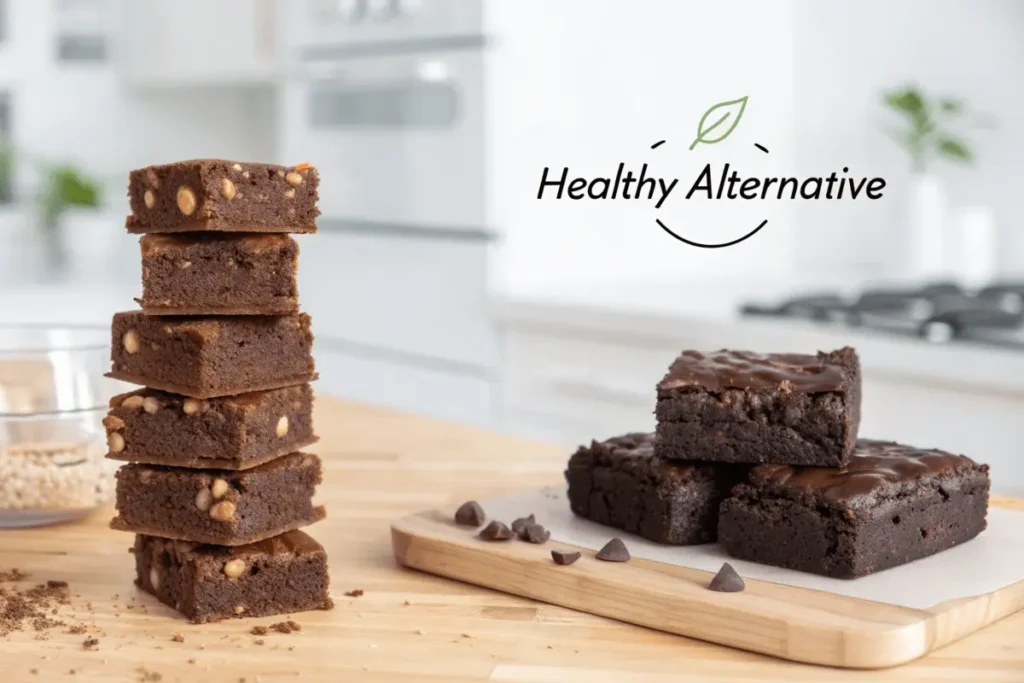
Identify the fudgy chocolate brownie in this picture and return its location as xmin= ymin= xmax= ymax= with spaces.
xmin=138 ymin=233 xmax=299 ymax=315
xmin=718 ymin=439 xmax=990 ymax=578
xmin=112 ymin=453 xmax=326 ymax=545
xmin=133 ymin=530 xmax=333 ymax=623
xmin=126 ymin=159 xmax=319 ymax=234
xmin=655 ymin=347 xmax=861 ymax=467
xmin=104 ymin=385 xmax=317 ymax=469
xmin=565 ymin=432 xmax=748 ymax=545
xmin=109 ymin=311 xmax=316 ymax=398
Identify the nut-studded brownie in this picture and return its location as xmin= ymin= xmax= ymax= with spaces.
xmin=655 ymin=347 xmax=861 ymax=467
xmin=133 ymin=530 xmax=333 ymax=623
xmin=717 ymin=439 xmax=990 ymax=578
xmin=109 ymin=311 xmax=316 ymax=399
xmin=112 ymin=453 xmax=326 ymax=545
xmin=104 ymin=385 xmax=317 ymax=470
xmin=138 ymin=233 xmax=299 ymax=316
xmin=565 ymin=433 xmax=748 ymax=545
xmin=126 ymin=159 xmax=319 ymax=234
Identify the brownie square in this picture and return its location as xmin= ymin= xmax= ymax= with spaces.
xmin=109 ymin=311 xmax=316 ymax=399
xmin=717 ymin=439 xmax=990 ymax=578
xmin=565 ymin=432 xmax=748 ymax=545
xmin=133 ymin=530 xmax=333 ymax=623
xmin=655 ymin=347 xmax=861 ymax=467
xmin=126 ymin=159 xmax=319 ymax=234
xmin=112 ymin=452 xmax=326 ymax=546
xmin=104 ymin=385 xmax=317 ymax=470
xmin=138 ymin=233 xmax=299 ymax=316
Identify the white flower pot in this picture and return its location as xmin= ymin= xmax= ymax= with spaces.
xmin=61 ymin=209 xmax=122 ymax=282
xmin=903 ymin=173 xmax=947 ymax=281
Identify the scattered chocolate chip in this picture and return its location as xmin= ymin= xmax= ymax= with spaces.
xmin=454 ymin=501 xmax=486 ymax=527
xmin=478 ymin=520 xmax=514 ymax=541
xmin=524 ymin=523 xmax=550 ymax=544
xmin=510 ymin=514 xmax=536 ymax=536
xmin=551 ymin=550 xmax=581 ymax=566
xmin=82 ymin=637 xmax=99 ymax=650
xmin=250 ymin=626 xmax=268 ymax=636
xmin=344 ymin=589 xmax=364 ymax=597
xmin=595 ymin=538 xmax=630 ymax=562
xmin=708 ymin=562 xmax=745 ymax=593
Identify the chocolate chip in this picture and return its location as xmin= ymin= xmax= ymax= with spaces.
xmin=478 ymin=520 xmax=514 ymax=541
xmin=510 ymin=514 xmax=535 ymax=536
xmin=454 ymin=501 xmax=486 ymax=527
xmin=524 ymin=523 xmax=550 ymax=544
xmin=551 ymin=550 xmax=581 ymax=566
xmin=708 ymin=562 xmax=745 ymax=592
xmin=595 ymin=538 xmax=630 ymax=562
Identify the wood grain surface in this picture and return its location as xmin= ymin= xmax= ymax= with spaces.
xmin=1 ymin=397 xmax=1022 ymax=682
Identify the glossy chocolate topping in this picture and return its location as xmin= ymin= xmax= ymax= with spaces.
xmin=658 ymin=349 xmax=848 ymax=392
xmin=751 ymin=439 xmax=980 ymax=501
xmin=584 ymin=432 xmax=701 ymax=482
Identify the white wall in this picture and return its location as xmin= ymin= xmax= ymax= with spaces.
xmin=485 ymin=0 xmax=799 ymax=296
xmin=486 ymin=0 xmax=1024 ymax=296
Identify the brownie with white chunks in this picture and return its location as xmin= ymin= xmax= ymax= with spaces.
xmin=133 ymin=530 xmax=333 ymax=623
xmin=112 ymin=453 xmax=326 ymax=545
xmin=126 ymin=159 xmax=319 ymax=234
xmin=104 ymin=385 xmax=316 ymax=470
xmin=109 ymin=311 xmax=316 ymax=398
xmin=656 ymin=347 xmax=861 ymax=467
xmin=718 ymin=439 xmax=990 ymax=578
xmin=138 ymin=233 xmax=299 ymax=316
xmin=565 ymin=433 xmax=747 ymax=545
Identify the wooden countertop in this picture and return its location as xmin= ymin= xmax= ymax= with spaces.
xmin=3 ymin=397 xmax=1022 ymax=682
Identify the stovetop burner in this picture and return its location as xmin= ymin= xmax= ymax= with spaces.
xmin=740 ymin=281 xmax=1024 ymax=349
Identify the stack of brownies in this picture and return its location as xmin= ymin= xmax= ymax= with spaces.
xmin=102 ymin=159 xmax=332 ymax=622
xmin=566 ymin=347 xmax=991 ymax=578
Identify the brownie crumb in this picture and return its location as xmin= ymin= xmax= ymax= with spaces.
xmin=250 ymin=626 xmax=268 ymax=636
xmin=254 ymin=639 xmax=265 ymax=646
xmin=68 ymin=625 xmax=88 ymax=635
xmin=269 ymin=621 xmax=300 ymax=634
xmin=29 ymin=669 xmax=37 ymax=675
xmin=170 ymin=634 xmax=185 ymax=643
xmin=82 ymin=637 xmax=99 ymax=650
xmin=46 ymin=580 xmax=68 ymax=589
xmin=478 ymin=520 xmax=514 ymax=541
xmin=551 ymin=549 xmax=581 ymax=566
xmin=186 ymin=659 xmax=196 ymax=665
xmin=595 ymin=538 xmax=630 ymax=562
xmin=0 ymin=569 xmax=29 ymax=582
xmin=0 ymin=572 xmax=72 ymax=637
xmin=510 ymin=514 xmax=535 ymax=536
xmin=287 ymin=620 xmax=302 ymax=632
xmin=344 ymin=589 xmax=364 ymax=597
xmin=454 ymin=501 xmax=486 ymax=527
xmin=136 ymin=666 xmax=163 ymax=682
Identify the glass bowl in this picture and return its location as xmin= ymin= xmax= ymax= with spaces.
xmin=0 ymin=325 xmax=129 ymax=527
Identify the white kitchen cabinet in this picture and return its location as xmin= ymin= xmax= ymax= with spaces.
xmin=112 ymin=0 xmax=281 ymax=86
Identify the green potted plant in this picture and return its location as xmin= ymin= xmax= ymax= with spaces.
xmin=882 ymin=86 xmax=992 ymax=278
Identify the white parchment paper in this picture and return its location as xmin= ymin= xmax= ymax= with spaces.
xmin=480 ymin=487 xmax=1024 ymax=610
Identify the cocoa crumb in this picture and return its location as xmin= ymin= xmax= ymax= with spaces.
xmin=68 ymin=625 xmax=87 ymax=635
xmin=269 ymin=621 xmax=300 ymax=634
xmin=344 ymin=589 xmax=364 ymax=597
xmin=186 ymin=659 xmax=195 ymax=665
xmin=29 ymin=670 xmax=37 ymax=675
xmin=254 ymin=639 xmax=265 ymax=646
xmin=250 ymin=626 xmax=268 ymax=636
xmin=83 ymin=637 xmax=99 ymax=649
xmin=0 ymin=569 xmax=28 ymax=582
xmin=46 ymin=580 xmax=68 ymax=589
xmin=286 ymin=620 xmax=302 ymax=632
xmin=170 ymin=634 xmax=184 ymax=643
xmin=136 ymin=665 xmax=162 ymax=682
xmin=0 ymin=573 xmax=71 ymax=637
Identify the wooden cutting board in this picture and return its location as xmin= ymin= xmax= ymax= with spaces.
xmin=391 ymin=496 xmax=1024 ymax=671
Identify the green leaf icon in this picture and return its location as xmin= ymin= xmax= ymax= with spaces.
xmin=689 ymin=96 xmax=749 ymax=150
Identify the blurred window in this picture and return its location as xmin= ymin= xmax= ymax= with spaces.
xmin=54 ymin=0 xmax=106 ymax=62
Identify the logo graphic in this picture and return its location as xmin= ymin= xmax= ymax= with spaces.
xmin=689 ymin=96 xmax=748 ymax=150
xmin=536 ymin=96 xmax=888 ymax=249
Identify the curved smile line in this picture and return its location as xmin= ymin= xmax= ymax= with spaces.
xmin=654 ymin=218 xmax=768 ymax=249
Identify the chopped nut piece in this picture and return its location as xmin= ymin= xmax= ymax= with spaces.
xmin=144 ymin=190 xmax=155 ymax=209
xmin=182 ymin=398 xmax=203 ymax=415
xmin=210 ymin=501 xmax=237 ymax=522
xmin=120 ymin=395 xmax=145 ymax=409
xmin=284 ymin=189 xmax=296 ymax=199
xmin=234 ymin=605 xmax=246 ymax=615
xmin=221 ymin=178 xmax=237 ymax=200
xmin=142 ymin=396 xmax=161 ymax=414
xmin=149 ymin=567 xmax=160 ymax=590
xmin=176 ymin=186 xmax=197 ymax=215
xmin=107 ymin=432 xmax=125 ymax=453
xmin=122 ymin=330 xmax=140 ymax=354
xmin=285 ymin=172 xmax=303 ymax=186
xmin=275 ymin=416 xmax=289 ymax=438
xmin=195 ymin=488 xmax=213 ymax=512
xmin=232 ymin=163 xmax=243 ymax=172
xmin=103 ymin=415 xmax=126 ymax=431
xmin=211 ymin=478 xmax=229 ymax=499
xmin=223 ymin=559 xmax=246 ymax=579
